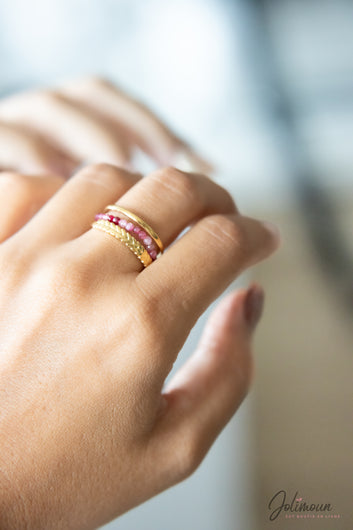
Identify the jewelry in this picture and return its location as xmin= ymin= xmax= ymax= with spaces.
xmin=94 ymin=213 xmax=158 ymax=261
xmin=105 ymin=205 xmax=164 ymax=254
xmin=92 ymin=219 xmax=152 ymax=268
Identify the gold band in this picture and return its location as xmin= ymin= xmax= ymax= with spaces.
xmin=105 ymin=205 xmax=164 ymax=254
xmin=92 ymin=219 xmax=152 ymax=268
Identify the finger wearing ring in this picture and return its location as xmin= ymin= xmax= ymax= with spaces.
xmin=92 ymin=209 xmax=163 ymax=268
xmin=92 ymin=217 xmax=153 ymax=268
xmin=104 ymin=205 xmax=164 ymax=254
xmin=106 ymin=167 xmax=237 ymax=252
xmin=82 ymin=166 xmax=236 ymax=273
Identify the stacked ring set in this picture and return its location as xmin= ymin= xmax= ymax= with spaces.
xmin=92 ymin=205 xmax=164 ymax=268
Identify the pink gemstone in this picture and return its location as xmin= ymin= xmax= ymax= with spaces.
xmin=133 ymin=226 xmax=141 ymax=234
xmin=126 ymin=222 xmax=134 ymax=232
xmin=147 ymin=243 xmax=155 ymax=251
xmin=139 ymin=231 xmax=147 ymax=239
xmin=119 ymin=219 xmax=127 ymax=228
xmin=143 ymin=236 xmax=153 ymax=246
xmin=150 ymin=250 xmax=157 ymax=260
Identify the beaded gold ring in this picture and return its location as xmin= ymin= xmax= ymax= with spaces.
xmin=105 ymin=205 xmax=164 ymax=254
xmin=92 ymin=218 xmax=152 ymax=268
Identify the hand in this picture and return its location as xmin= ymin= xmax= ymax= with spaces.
xmin=0 ymin=76 xmax=211 ymax=237
xmin=0 ymin=164 xmax=279 ymax=529
xmin=0 ymin=77 xmax=211 ymax=176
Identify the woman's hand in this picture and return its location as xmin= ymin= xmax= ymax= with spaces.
xmin=0 ymin=76 xmax=211 ymax=238
xmin=0 ymin=77 xmax=210 ymax=176
xmin=0 ymin=164 xmax=279 ymax=530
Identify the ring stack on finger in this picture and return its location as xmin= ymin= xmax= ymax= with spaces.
xmin=92 ymin=205 xmax=164 ymax=269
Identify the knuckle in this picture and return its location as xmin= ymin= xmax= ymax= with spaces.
xmin=151 ymin=167 xmax=201 ymax=204
xmin=76 ymin=163 xmax=124 ymax=185
xmin=201 ymin=214 xmax=249 ymax=260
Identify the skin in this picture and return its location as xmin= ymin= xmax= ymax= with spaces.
xmin=0 ymin=77 xmax=212 ymax=176
xmin=0 ymin=163 xmax=279 ymax=529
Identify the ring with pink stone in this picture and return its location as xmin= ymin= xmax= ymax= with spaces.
xmin=104 ymin=205 xmax=164 ymax=257
xmin=95 ymin=210 xmax=160 ymax=261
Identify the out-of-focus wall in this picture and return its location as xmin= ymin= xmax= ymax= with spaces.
xmin=252 ymin=196 xmax=353 ymax=529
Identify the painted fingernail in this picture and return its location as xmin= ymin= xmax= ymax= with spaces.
xmin=243 ymin=284 xmax=265 ymax=331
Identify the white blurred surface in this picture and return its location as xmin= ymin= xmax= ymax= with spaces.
xmin=0 ymin=0 xmax=287 ymax=207
xmin=1 ymin=0 xmax=352 ymax=204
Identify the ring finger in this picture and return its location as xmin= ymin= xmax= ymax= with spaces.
xmin=78 ymin=166 xmax=237 ymax=272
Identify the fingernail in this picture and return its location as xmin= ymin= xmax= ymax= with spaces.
xmin=243 ymin=284 xmax=265 ymax=331
xmin=260 ymin=221 xmax=281 ymax=247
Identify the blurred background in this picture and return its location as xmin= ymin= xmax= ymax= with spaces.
xmin=0 ymin=0 xmax=352 ymax=528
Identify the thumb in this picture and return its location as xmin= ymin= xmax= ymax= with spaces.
xmin=149 ymin=285 xmax=264 ymax=484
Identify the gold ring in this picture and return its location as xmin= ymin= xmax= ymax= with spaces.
xmin=105 ymin=205 xmax=164 ymax=254
xmin=92 ymin=219 xmax=152 ymax=268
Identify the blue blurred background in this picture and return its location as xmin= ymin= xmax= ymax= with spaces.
xmin=1 ymin=0 xmax=352 ymax=528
